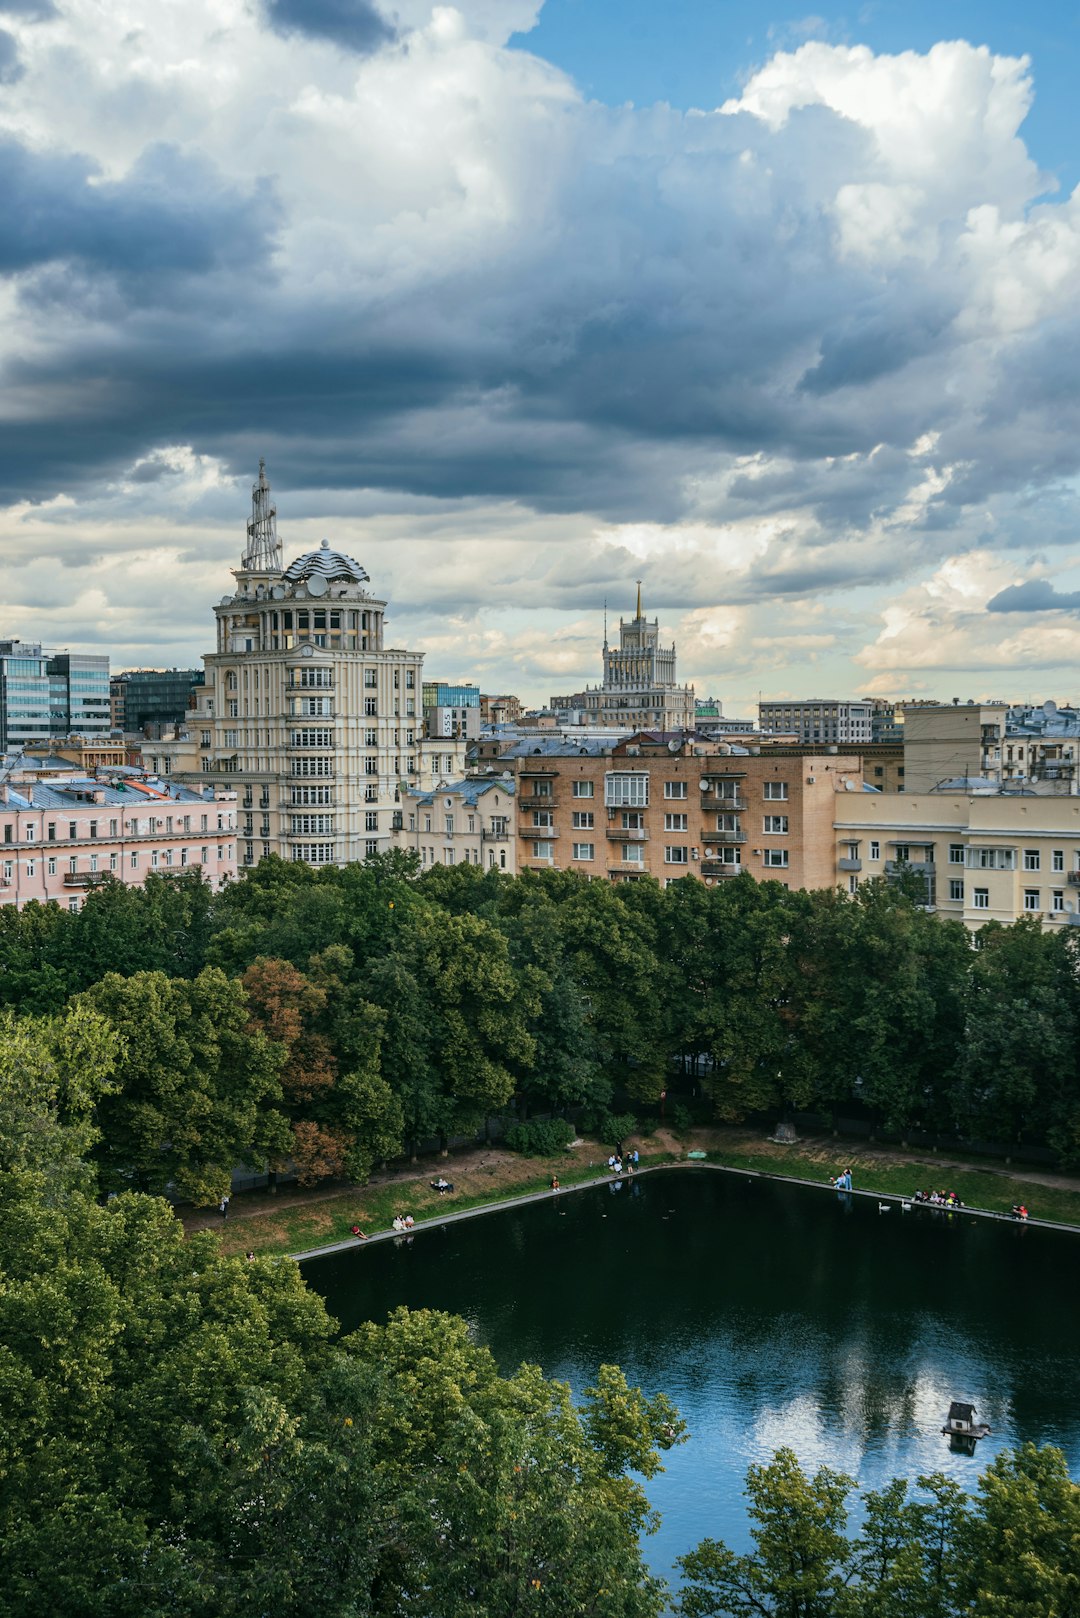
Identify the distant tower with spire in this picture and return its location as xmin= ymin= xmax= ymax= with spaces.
xmin=584 ymin=580 xmax=695 ymax=731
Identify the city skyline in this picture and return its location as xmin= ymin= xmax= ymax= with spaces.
xmin=3 ymin=1 xmax=1080 ymax=710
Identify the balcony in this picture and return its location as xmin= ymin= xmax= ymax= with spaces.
xmin=711 ymin=796 xmax=748 ymax=812
xmin=64 ymin=871 xmax=105 ymax=888
xmin=711 ymin=829 xmax=747 ymax=844
xmin=483 ymin=828 xmax=510 ymax=842
xmin=607 ymin=827 xmax=648 ymax=842
xmin=522 ymin=826 xmax=558 ymax=838
xmin=1068 ymin=872 xmax=1080 ymax=887
xmin=838 ymin=857 xmax=862 ymax=872
xmin=519 ymin=794 xmax=556 ymax=811
xmin=701 ymin=767 xmax=747 ymax=781
xmin=518 ymin=767 xmax=557 ymax=779
xmin=701 ymin=859 xmax=742 ymax=877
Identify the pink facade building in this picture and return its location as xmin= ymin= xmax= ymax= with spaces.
xmin=0 ymin=771 xmax=237 ymax=912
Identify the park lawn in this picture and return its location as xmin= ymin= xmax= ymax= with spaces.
xmin=212 ymin=1150 xmax=666 ymax=1259
xmin=701 ymin=1144 xmax=1080 ymax=1227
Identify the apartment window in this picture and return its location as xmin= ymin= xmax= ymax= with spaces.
xmin=532 ymin=811 xmax=554 ymax=829
xmin=25 ymin=825 xmax=35 ymax=843
xmin=1024 ymin=889 xmax=1040 ymax=912
xmin=109 ymin=819 xmax=118 ymax=836
xmin=366 ymin=840 xmax=379 ymax=858
xmin=365 ymin=811 xmax=378 ymax=831
xmin=665 ymin=846 xmax=689 ymax=864
xmin=68 ymin=855 xmax=77 ymax=874
xmin=893 ymin=844 xmax=910 ymax=863
xmin=572 ymin=811 xmax=594 ymax=829
xmin=130 ymin=852 xmax=138 ymax=869
xmin=665 ymin=813 xmax=688 ymax=831
xmin=967 ymin=847 xmax=1016 ymax=870
xmin=68 ymin=822 xmax=76 ymax=839
xmin=47 ymin=822 xmax=55 ymax=841
xmin=68 ymin=899 xmax=78 ymax=913
xmin=763 ymin=781 xmax=789 ymax=800
xmin=365 ymin=697 xmax=378 ymax=716
xmin=25 ymin=859 xmax=35 ymax=878
xmin=291 ymin=728 xmax=334 ymax=748
xmin=1024 ymin=849 xmax=1041 ymax=872
xmin=572 ymin=781 xmax=595 ymax=798
xmin=1053 ymin=849 xmax=1065 ymax=872
xmin=47 ymin=857 xmax=56 ymax=876
xmin=201 ymin=731 xmax=212 ymax=747
xmin=424 ymin=816 xmax=432 ymax=833
xmin=180 ymin=849 xmax=188 ymax=867
xmin=89 ymin=854 xmax=98 ymax=873
xmin=973 ymin=887 xmax=989 ymax=909
xmin=763 ymin=816 xmax=789 ymax=834
xmin=605 ymin=773 xmax=648 ymax=808
xmin=948 ymin=844 xmax=964 ymax=865
xmin=364 ymin=670 xmax=378 ymax=689
xmin=762 ymin=849 xmax=789 ymax=868
xmin=949 ymin=879 xmax=964 ymax=902
xmin=445 ymin=816 xmax=455 ymax=836
xmin=228 ymin=700 xmax=238 ymax=718
xmin=572 ymin=842 xmax=595 ymax=861
xmin=532 ymin=841 xmax=555 ymax=860
xmin=291 ymin=757 xmax=335 ymax=777
xmin=622 ymin=845 xmax=645 ymax=864
xmin=1053 ymin=890 xmax=1065 ymax=912
xmin=664 ymin=781 xmax=688 ymax=800
xmin=621 ymin=811 xmax=645 ymax=830
xmin=869 ymin=840 xmax=880 ymax=860
xmin=201 ymin=847 xmax=208 ymax=863
xmin=365 ymin=728 xmax=377 ymax=747
xmin=110 ymin=853 xmax=118 ymax=872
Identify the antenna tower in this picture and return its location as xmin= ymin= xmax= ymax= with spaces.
xmin=242 ymin=458 xmax=282 ymax=572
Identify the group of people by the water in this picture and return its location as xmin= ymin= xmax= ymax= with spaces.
xmin=832 ymin=1168 xmax=854 ymax=1191
xmin=912 ymin=1188 xmax=964 ymax=1208
xmin=608 ymin=1147 xmax=639 ymax=1177
xmin=1011 ymin=1202 xmax=1029 ymax=1221
xmin=391 ymin=1213 xmax=414 ymax=1233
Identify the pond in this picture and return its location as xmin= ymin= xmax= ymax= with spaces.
xmin=303 ymin=1166 xmax=1080 ymax=1585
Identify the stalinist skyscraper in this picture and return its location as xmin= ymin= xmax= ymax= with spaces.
xmin=584 ymin=583 xmax=695 ymax=730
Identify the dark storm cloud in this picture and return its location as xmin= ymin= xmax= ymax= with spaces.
xmin=262 ymin=0 xmax=395 ymax=53
xmin=986 ymin=580 xmax=1080 ymax=613
xmin=0 ymin=137 xmax=274 ymax=280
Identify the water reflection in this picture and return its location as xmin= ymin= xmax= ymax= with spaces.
xmin=304 ymin=1168 xmax=1080 ymax=1581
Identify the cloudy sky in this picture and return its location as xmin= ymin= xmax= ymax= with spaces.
xmin=2 ymin=0 xmax=1080 ymax=713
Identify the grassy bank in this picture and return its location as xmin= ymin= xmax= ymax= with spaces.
xmin=700 ymin=1142 xmax=1080 ymax=1227
xmin=199 ymin=1129 xmax=1080 ymax=1259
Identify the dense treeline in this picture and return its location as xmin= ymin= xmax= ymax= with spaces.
xmin=1 ymin=855 xmax=1079 ymax=1200
xmin=4 ymin=1096 xmax=1077 ymax=1616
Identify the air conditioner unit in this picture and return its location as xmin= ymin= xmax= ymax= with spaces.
xmin=691 ymin=849 xmax=699 ymax=859
xmin=807 ymin=776 xmax=816 ymax=783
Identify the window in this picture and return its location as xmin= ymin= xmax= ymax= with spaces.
xmin=47 ymin=856 xmax=56 ymax=876
xmin=621 ymin=811 xmax=645 ymax=830
xmin=1053 ymin=890 xmax=1065 ymax=912
xmin=973 ymin=887 xmax=989 ymax=909
xmin=949 ymin=879 xmax=964 ymax=902
xmin=763 ymin=816 xmax=789 ymax=834
xmin=1024 ymin=849 xmax=1041 ymax=872
xmin=366 ymin=840 xmax=379 ymax=858
xmin=869 ymin=840 xmax=880 ymax=860
xmin=24 ymin=824 xmax=35 ymax=843
xmin=68 ymin=899 xmax=79 ymax=913
xmin=763 ymin=781 xmax=789 ymax=800
xmin=664 ymin=813 xmax=688 ymax=831
xmin=1053 ymin=849 xmax=1065 ymax=872
xmin=665 ymin=846 xmax=689 ymax=864
xmin=605 ymin=773 xmax=648 ymax=808
xmin=291 ymin=757 xmax=334 ymax=777
xmin=25 ymin=859 xmax=35 ymax=878
xmin=532 ymin=811 xmax=554 ymax=829
xmin=47 ymin=823 xmax=55 ymax=841
xmin=130 ymin=852 xmax=138 ymax=869
xmin=572 ymin=781 xmax=594 ymax=798
xmin=532 ymin=841 xmax=555 ymax=860
xmin=572 ymin=842 xmax=594 ymax=861
xmin=622 ymin=844 xmax=645 ymax=863
xmin=364 ymin=670 xmax=377 ymax=689
xmin=365 ymin=811 xmax=378 ymax=831
xmin=151 ymin=850 xmax=159 ymax=868
xmin=762 ymin=849 xmax=789 ymax=868
xmin=572 ymin=811 xmax=594 ymax=829
xmin=364 ymin=697 xmax=377 ymax=716
xmin=948 ymin=844 xmax=964 ymax=865
xmin=201 ymin=847 xmax=209 ymax=863
xmin=1024 ymin=889 xmax=1040 ymax=912
xmin=664 ymin=781 xmax=687 ymax=799
xmin=445 ymin=815 xmax=455 ymax=836
xmin=291 ymin=728 xmax=334 ymax=748
xmin=893 ymin=844 xmax=909 ymax=863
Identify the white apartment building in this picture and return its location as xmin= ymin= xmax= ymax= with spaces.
xmin=395 ymin=777 xmax=516 ymax=873
xmin=193 ymin=463 xmax=464 ymax=869
xmin=759 ymin=698 xmax=874 ymax=746
xmin=834 ymin=790 xmax=1080 ymax=930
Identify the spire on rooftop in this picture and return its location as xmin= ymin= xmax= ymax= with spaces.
xmin=241 ymin=458 xmax=282 ymax=573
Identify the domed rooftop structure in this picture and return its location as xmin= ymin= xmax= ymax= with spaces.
xmin=282 ymin=538 xmax=369 ymax=586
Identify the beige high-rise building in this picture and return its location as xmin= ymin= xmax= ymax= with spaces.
xmin=191 ymin=463 xmax=464 ymax=869
xmin=584 ymin=585 xmax=695 ymax=730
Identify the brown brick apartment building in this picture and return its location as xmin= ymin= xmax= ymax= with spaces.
xmin=510 ymin=736 xmax=862 ymax=889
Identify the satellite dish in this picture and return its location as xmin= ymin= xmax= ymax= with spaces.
xmin=699 ymin=779 xmax=710 ymax=791
xmin=271 ymin=585 xmax=286 ymax=600
xmin=1044 ymin=699 xmax=1058 ymax=716
xmin=219 ymin=595 xmax=233 ymax=606
xmin=307 ymin=574 xmax=328 ymax=597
